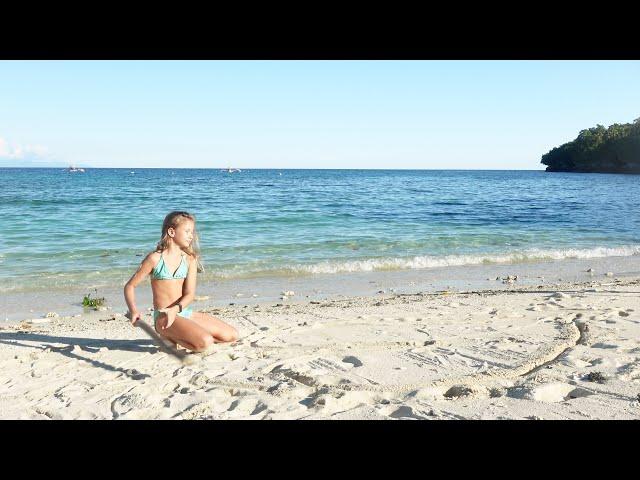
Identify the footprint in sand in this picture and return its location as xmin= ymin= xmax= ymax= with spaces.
xmin=561 ymin=356 xmax=592 ymax=368
xmin=565 ymin=387 xmax=593 ymax=399
xmin=174 ymin=402 xmax=216 ymax=420
xmin=111 ymin=392 xmax=149 ymax=418
xmin=54 ymin=382 xmax=94 ymax=403
xmin=591 ymin=342 xmax=618 ymax=349
xmin=189 ymin=372 xmax=213 ymax=389
xmin=342 ymin=356 xmax=363 ymax=368
xmin=162 ymin=380 xmax=180 ymax=394
xmin=33 ymin=408 xmax=60 ymax=420
xmin=125 ymin=368 xmax=148 ymax=380
xmin=227 ymin=397 xmax=269 ymax=417
xmin=250 ymin=402 xmax=269 ymax=416
xmin=617 ymin=360 xmax=640 ymax=381
xmin=443 ymin=385 xmax=482 ymax=399
xmin=507 ymin=383 xmax=594 ymax=403
xmin=385 ymin=405 xmax=427 ymax=419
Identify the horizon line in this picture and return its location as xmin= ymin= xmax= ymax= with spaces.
xmin=0 ymin=166 xmax=548 ymax=171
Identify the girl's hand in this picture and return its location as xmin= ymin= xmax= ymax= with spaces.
xmin=157 ymin=307 xmax=177 ymax=330
xmin=126 ymin=310 xmax=142 ymax=325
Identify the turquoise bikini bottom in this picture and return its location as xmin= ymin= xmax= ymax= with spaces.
xmin=153 ymin=307 xmax=194 ymax=331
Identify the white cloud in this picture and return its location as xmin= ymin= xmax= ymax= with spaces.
xmin=0 ymin=137 xmax=49 ymax=159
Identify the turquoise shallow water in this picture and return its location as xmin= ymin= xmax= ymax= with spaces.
xmin=1 ymin=168 xmax=640 ymax=293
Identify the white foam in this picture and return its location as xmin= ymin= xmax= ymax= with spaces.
xmin=276 ymin=245 xmax=640 ymax=275
xmin=5 ymin=244 xmax=640 ymax=290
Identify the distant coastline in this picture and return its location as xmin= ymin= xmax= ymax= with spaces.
xmin=2 ymin=166 xmax=547 ymax=171
xmin=541 ymin=118 xmax=640 ymax=174
xmin=0 ymin=161 xmax=78 ymax=168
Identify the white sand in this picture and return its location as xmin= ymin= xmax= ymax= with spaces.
xmin=1 ymin=277 xmax=640 ymax=419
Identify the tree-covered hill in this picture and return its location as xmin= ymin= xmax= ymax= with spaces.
xmin=541 ymin=118 xmax=640 ymax=173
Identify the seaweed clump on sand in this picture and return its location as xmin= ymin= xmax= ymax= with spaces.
xmin=82 ymin=289 xmax=106 ymax=309
xmin=585 ymin=371 xmax=607 ymax=384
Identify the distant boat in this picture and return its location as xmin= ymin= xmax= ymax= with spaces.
xmin=222 ymin=167 xmax=241 ymax=173
xmin=66 ymin=165 xmax=85 ymax=173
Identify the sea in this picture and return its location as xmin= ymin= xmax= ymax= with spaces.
xmin=2 ymin=168 xmax=640 ymax=320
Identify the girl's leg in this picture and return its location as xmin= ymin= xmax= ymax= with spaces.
xmin=189 ymin=311 xmax=239 ymax=343
xmin=155 ymin=312 xmax=215 ymax=352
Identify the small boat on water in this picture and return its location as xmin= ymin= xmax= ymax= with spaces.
xmin=222 ymin=167 xmax=241 ymax=173
xmin=66 ymin=165 xmax=85 ymax=173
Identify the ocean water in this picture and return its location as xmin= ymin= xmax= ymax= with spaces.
xmin=2 ymin=168 xmax=640 ymax=294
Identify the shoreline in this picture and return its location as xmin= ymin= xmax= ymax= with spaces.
xmin=1 ymin=272 xmax=639 ymax=419
xmin=3 ymin=254 xmax=640 ymax=324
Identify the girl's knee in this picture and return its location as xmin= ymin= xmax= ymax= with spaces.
xmin=217 ymin=326 xmax=238 ymax=343
xmin=226 ymin=326 xmax=239 ymax=342
xmin=193 ymin=334 xmax=214 ymax=352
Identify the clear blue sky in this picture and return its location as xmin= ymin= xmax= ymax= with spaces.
xmin=1 ymin=60 xmax=638 ymax=169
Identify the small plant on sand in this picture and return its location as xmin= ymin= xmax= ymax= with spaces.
xmin=585 ymin=371 xmax=606 ymax=384
xmin=82 ymin=289 xmax=106 ymax=309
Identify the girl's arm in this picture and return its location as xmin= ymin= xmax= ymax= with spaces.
xmin=123 ymin=253 xmax=157 ymax=324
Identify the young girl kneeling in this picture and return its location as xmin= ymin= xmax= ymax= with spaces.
xmin=124 ymin=211 xmax=238 ymax=352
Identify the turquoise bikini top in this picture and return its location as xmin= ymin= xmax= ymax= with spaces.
xmin=151 ymin=252 xmax=189 ymax=280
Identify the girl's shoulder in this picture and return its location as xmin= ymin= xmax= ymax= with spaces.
xmin=134 ymin=251 xmax=162 ymax=274
xmin=146 ymin=250 xmax=163 ymax=264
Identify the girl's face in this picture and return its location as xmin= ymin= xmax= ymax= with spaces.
xmin=169 ymin=220 xmax=194 ymax=248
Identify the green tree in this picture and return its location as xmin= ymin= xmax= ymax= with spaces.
xmin=541 ymin=117 xmax=640 ymax=173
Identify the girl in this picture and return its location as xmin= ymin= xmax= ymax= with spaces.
xmin=124 ymin=211 xmax=238 ymax=352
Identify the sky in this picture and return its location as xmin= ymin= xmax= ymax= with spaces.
xmin=0 ymin=60 xmax=639 ymax=169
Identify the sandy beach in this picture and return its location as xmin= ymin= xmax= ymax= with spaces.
xmin=3 ymin=60 xmax=640 ymax=422
xmin=2 ymin=274 xmax=640 ymax=420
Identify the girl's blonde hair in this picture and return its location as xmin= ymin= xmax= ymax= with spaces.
xmin=156 ymin=211 xmax=204 ymax=272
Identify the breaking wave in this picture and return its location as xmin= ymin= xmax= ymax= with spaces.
xmin=214 ymin=245 xmax=640 ymax=277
